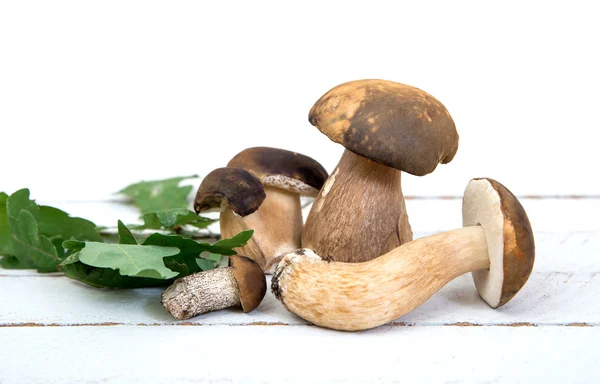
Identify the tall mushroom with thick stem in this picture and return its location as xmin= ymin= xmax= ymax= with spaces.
xmin=303 ymin=79 xmax=459 ymax=263
xmin=195 ymin=147 xmax=328 ymax=273
xmin=273 ymin=178 xmax=535 ymax=331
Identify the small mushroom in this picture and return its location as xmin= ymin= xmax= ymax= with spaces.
xmin=303 ymin=79 xmax=459 ymax=262
xmin=162 ymin=255 xmax=266 ymax=320
xmin=195 ymin=147 xmax=328 ymax=273
xmin=272 ymin=178 xmax=535 ymax=331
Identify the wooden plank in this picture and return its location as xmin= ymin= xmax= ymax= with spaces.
xmin=0 ymin=326 xmax=598 ymax=383
xmin=1 ymin=200 xmax=598 ymax=328
xmin=1 ymin=271 xmax=598 ymax=327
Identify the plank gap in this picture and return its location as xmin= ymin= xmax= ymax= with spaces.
xmin=1 ymin=322 xmax=596 ymax=328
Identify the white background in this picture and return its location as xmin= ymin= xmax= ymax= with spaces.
xmin=2 ymin=3 xmax=600 ymax=383
xmin=1 ymin=1 xmax=598 ymax=201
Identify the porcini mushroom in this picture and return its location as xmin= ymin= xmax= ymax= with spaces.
xmin=303 ymin=79 xmax=459 ymax=262
xmin=162 ymin=255 xmax=266 ymax=320
xmin=195 ymin=148 xmax=328 ymax=273
xmin=273 ymin=178 xmax=535 ymax=331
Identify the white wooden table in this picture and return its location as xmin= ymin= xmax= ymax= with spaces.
xmin=1 ymin=197 xmax=599 ymax=383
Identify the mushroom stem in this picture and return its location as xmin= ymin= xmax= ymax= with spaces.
xmin=273 ymin=226 xmax=489 ymax=331
xmin=221 ymin=186 xmax=302 ymax=272
xmin=302 ymin=149 xmax=412 ymax=262
xmin=162 ymin=267 xmax=241 ymax=320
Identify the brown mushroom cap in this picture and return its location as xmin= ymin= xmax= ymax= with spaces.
xmin=309 ymin=79 xmax=459 ymax=176
xmin=194 ymin=168 xmax=266 ymax=217
xmin=462 ymin=178 xmax=535 ymax=308
xmin=229 ymin=255 xmax=267 ymax=312
xmin=227 ymin=147 xmax=329 ymax=197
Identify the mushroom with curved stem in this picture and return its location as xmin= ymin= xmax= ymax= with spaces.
xmin=162 ymin=255 xmax=266 ymax=320
xmin=273 ymin=178 xmax=535 ymax=331
xmin=195 ymin=147 xmax=328 ymax=273
xmin=303 ymin=79 xmax=459 ymax=263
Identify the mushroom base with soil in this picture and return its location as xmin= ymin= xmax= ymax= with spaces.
xmin=162 ymin=255 xmax=266 ymax=320
xmin=162 ymin=267 xmax=241 ymax=320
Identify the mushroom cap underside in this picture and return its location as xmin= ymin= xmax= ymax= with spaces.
xmin=227 ymin=146 xmax=329 ymax=197
xmin=309 ymin=79 xmax=458 ymax=176
xmin=462 ymin=178 xmax=535 ymax=308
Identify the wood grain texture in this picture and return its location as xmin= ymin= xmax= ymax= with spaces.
xmin=2 ymin=268 xmax=599 ymax=327
xmin=1 ymin=326 xmax=598 ymax=383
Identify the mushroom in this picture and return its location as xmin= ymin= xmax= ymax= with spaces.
xmin=194 ymin=147 xmax=328 ymax=273
xmin=303 ymin=79 xmax=459 ymax=262
xmin=162 ymin=255 xmax=266 ymax=320
xmin=272 ymin=178 xmax=535 ymax=331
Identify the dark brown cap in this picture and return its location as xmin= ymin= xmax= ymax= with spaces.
xmin=194 ymin=168 xmax=266 ymax=217
xmin=309 ymin=79 xmax=459 ymax=176
xmin=229 ymin=255 xmax=267 ymax=312
xmin=227 ymin=147 xmax=328 ymax=197
xmin=463 ymin=178 xmax=535 ymax=308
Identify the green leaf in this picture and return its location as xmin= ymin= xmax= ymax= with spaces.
xmin=163 ymin=258 xmax=192 ymax=277
xmin=195 ymin=258 xmax=216 ymax=270
xmin=206 ymin=253 xmax=223 ymax=265
xmin=195 ymin=254 xmax=223 ymax=270
xmin=117 ymin=220 xmax=137 ymax=245
xmin=38 ymin=205 xmax=103 ymax=242
xmin=136 ymin=209 xmax=215 ymax=230
xmin=62 ymin=262 xmax=170 ymax=288
xmin=142 ymin=230 xmax=252 ymax=258
xmin=62 ymin=229 xmax=254 ymax=288
xmin=59 ymin=251 xmax=80 ymax=267
xmin=209 ymin=230 xmax=254 ymax=255
xmin=143 ymin=230 xmax=252 ymax=274
xmin=142 ymin=233 xmax=212 ymax=274
xmin=63 ymin=239 xmax=86 ymax=253
xmin=188 ymin=217 xmax=216 ymax=229
xmin=0 ymin=192 xmax=14 ymax=257
xmin=0 ymin=255 xmax=28 ymax=269
xmin=6 ymin=189 xmax=101 ymax=242
xmin=9 ymin=210 xmax=62 ymax=272
xmin=6 ymin=189 xmax=38 ymax=225
xmin=117 ymin=175 xmax=197 ymax=214
xmin=77 ymin=242 xmax=180 ymax=279
xmin=5 ymin=189 xmax=103 ymax=271
xmin=6 ymin=190 xmax=38 ymax=268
